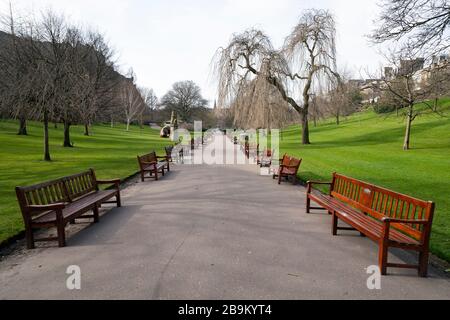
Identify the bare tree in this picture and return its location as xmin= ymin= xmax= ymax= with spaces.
xmin=139 ymin=87 xmax=158 ymax=126
xmin=427 ymin=61 xmax=450 ymax=110
xmin=370 ymin=49 xmax=437 ymax=150
xmin=160 ymin=80 xmax=208 ymax=123
xmin=0 ymin=4 xmax=38 ymax=136
xmin=213 ymin=9 xmax=339 ymax=143
xmin=321 ymin=71 xmax=362 ymax=125
xmin=0 ymin=7 xmax=120 ymax=158
xmin=120 ymin=72 xmax=145 ymax=131
xmin=370 ymin=1 xmax=450 ymax=150
xmin=371 ymin=0 xmax=450 ymax=56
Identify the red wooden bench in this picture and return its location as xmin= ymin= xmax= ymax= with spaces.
xmin=257 ymin=149 xmax=274 ymax=167
xmin=306 ymin=173 xmax=435 ymax=277
xmin=272 ymin=154 xmax=302 ymax=185
xmin=15 ymin=169 xmax=121 ymax=248
xmin=137 ymin=151 xmax=169 ymax=182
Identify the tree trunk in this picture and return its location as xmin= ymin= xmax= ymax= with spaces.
xmin=300 ymin=73 xmax=313 ymax=145
xmin=54 ymin=122 xmax=58 ymax=129
xmin=63 ymin=121 xmax=73 ymax=147
xmin=301 ymin=110 xmax=310 ymax=145
xmin=43 ymin=111 xmax=51 ymax=161
xmin=84 ymin=123 xmax=90 ymax=136
xmin=403 ymin=105 xmax=413 ymax=150
xmin=111 ymin=117 xmax=114 ymax=128
xmin=126 ymin=119 xmax=130 ymax=131
xmin=434 ymin=98 xmax=438 ymax=112
xmin=336 ymin=112 xmax=340 ymax=125
xmin=17 ymin=116 xmax=27 ymax=135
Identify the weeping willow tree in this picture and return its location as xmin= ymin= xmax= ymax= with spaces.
xmin=213 ymin=9 xmax=339 ymax=144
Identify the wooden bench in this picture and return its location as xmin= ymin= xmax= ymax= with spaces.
xmin=306 ymin=173 xmax=435 ymax=277
xmin=15 ymin=169 xmax=121 ymax=249
xmin=272 ymin=154 xmax=302 ymax=185
xmin=137 ymin=151 xmax=169 ymax=182
xmin=257 ymin=149 xmax=273 ymax=167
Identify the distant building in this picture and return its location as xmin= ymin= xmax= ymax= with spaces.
xmin=398 ymin=58 xmax=425 ymax=76
xmin=384 ymin=67 xmax=394 ymax=80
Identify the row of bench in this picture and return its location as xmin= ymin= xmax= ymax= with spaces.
xmin=256 ymin=147 xmax=434 ymax=277
xmin=16 ymin=147 xmax=177 ymax=249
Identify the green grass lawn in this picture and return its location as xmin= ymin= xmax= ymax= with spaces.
xmin=280 ymin=100 xmax=450 ymax=261
xmin=1 ymin=102 xmax=450 ymax=263
xmin=0 ymin=120 xmax=169 ymax=244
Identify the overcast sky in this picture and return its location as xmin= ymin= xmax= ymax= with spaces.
xmin=1 ymin=0 xmax=384 ymax=106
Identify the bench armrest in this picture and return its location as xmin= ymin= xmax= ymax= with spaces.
xmin=306 ymin=181 xmax=332 ymax=193
xmin=156 ymin=155 xmax=168 ymax=160
xmin=97 ymin=179 xmax=121 ymax=188
xmin=381 ymin=217 xmax=429 ymax=225
xmin=28 ymin=203 xmax=66 ymax=219
xmin=307 ymin=181 xmax=332 ymax=185
xmin=281 ymin=165 xmax=299 ymax=169
xmin=381 ymin=218 xmax=429 ymax=244
xmin=140 ymin=161 xmax=157 ymax=166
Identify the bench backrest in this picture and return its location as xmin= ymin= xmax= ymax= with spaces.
xmin=137 ymin=152 xmax=157 ymax=169
xmin=65 ymin=170 xmax=98 ymax=201
xmin=331 ymin=173 xmax=434 ymax=242
xmin=280 ymin=154 xmax=302 ymax=172
xmin=281 ymin=154 xmax=291 ymax=166
xmin=260 ymin=149 xmax=273 ymax=157
xmin=15 ymin=169 xmax=98 ymax=217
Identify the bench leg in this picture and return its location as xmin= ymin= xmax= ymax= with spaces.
xmin=278 ymin=173 xmax=282 ymax=185
xmin=162 ymin=168 xmax=165 ymax=177
xmin=378 ymin=241 xmax=388 ymax=275
xmin=57 ymin=222 xmax=66 ymax=247
xmin=141 ymin=171 xmax=145 ymax=182
xmin=93 ymin=205 xmax=100 ymax=223
xmin=418 ymin=250 xmax=429 ymax=277
xmin=306 ymin=197 xmax=311 ymax=214
xmin=292 ymin=175 xmax=298 ymax=185
xmin=116 ymin=192 xmax=122 ymax=208
xmin=154 ymin=171 xmax=159 ymax=181
xmin=25 ymin=226 xmax=35 ymax=249
xmin=332 ymin=212 xmax=338 ymax=236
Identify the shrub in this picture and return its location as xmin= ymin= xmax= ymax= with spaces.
xmin=373 ymin=104 xmax=397 ymax=114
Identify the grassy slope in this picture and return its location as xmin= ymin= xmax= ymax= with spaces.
xmin=0 ymin=120 xmax=168 ymax=243
xmin=281 ymin=100 xmax=450 ymax=261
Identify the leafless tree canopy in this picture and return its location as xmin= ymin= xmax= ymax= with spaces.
xmin=213 ymin=9 xmax=339 ymax=143
xmin=371 ymin=0 xmax=450 ymax=56
xmin=0 ymin=8 xmax=143 ymax=159
xmin=160 ymin=80 xmax=208 ymax=123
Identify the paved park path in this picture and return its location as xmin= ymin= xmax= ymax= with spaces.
xmin=1 ymin=134 xmax=450 ymax=299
